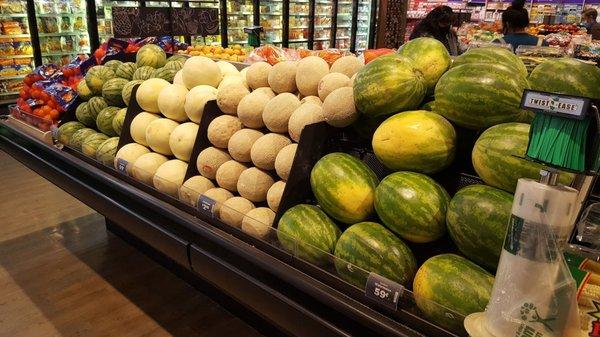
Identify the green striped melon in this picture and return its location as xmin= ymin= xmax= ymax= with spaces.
xmin=310 ymin=153 xmax=379 ymax=224
xmin=334 ymin=222 xmax=417 ymax=287
xmin=103 ymin=59 xmax=123 ymax=72
xmin=168 ymin=54 xmax=188 ymax=63
xmin=82 ymin=133 xmax=109 ymax=157
xmin=96 ymin=106 xmax=120 ymax=136
xmin=56 ymin=121 xmax=86 ymax=145
xmin=122 ymin=80 xmax=143 ymax=107
xmin=136 ymin=44 xmax=167 ymax=68
xmin=132 ymin=66 xmax=156 ymax=80
xmin=95 ymin=137 xmax=120 ymax=166
xmin=75 ymin=102 xmax=95 ymax=127
xmin=472 ymin=122 xmax=573 ymax=193
xmin=528 ymin=57 xmax=600 ymax=99
xmin=70 ymin=128 xmax=97 ymax=150
xmin=413 ymin=254 xmax=494 ymax=332
xmin=353 ymin=54 xmax=426 ymax=119
xmin=447 ymin=184 xmax=512 ymax=271
xmin=434 ymin=63 xmax=531 ymax=130
xmin=152 ymin=67 xmax=177 ymax=83
xmin=164 ymin=60 xmax=184 ymax=71
xmin=374 ymin=171 xmax=449 ymax=243
xmin=397 ymin=37 xmax=451 ymax=94
xmin=87 ymin=96 xmax=108 ymax=122
xmin=112 ymin=108 xmax=127 ymax=136
xmin=277 ymin=204 xmax=341 ymax=266
xmin=451 ymin=46 xmax=528 ymax=78
xmin=76 ymin=80 xmax=93 ymax=101
xmin=420 ymin=100 xmax=434 ymax=111
xmin=85 ymin=65 xmax=116 ymax=95
xmin=372 ymin=110 xmax=456 ymax=174
xmin=102 ymin=77 xmax=129 ymax=106
xmin=115 ymin=62 xmax=138 ymax=80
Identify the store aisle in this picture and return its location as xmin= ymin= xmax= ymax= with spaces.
xmin=0 ymin=151 xmax=261 ymax=337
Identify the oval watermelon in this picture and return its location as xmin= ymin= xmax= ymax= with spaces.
xmin=413 ymin=254 xmax=494 ymax=332
xmin=122 ymin=80 xmax=143 ymax=106
xmin=529 ymin=57 xmax=600 ymax=99
xmin=115 ymin=62 xmax=138 ymax=80
xmin=434 ymin=63 xmax=531 ymax=130
xmin=75 ymin=102 xmax=95 ymax=127
xmin=152 ymin=67 xmax=177 ymax=83
xmin=96 ymin=106 xmax=120 ymax=136
xmin=88 ymin=96 xmax=108 ymax=121
xmin=104 ymin=59 xmax=123 ymax=72
xmin=334 ymin=222 xmax=417 ymax=287
xmin=136 ymin=44 xmax=167 ymax=69
xmin=82 ymin=133 xmax=109 ymax=157
xmin=85 ymin=65 xmax=116 ymax=95
xmin=102 ymin=77 xmax=129 ymax=106
xmin=56 ymin=121 xmax=86 ymax=145
xmin=132 ymin=66 xmax=156 ymax=80
xmin=447 ymin=184 xmax=512 ymax=271
xmin=76 ymin=80 xmax=93 ymax=101
xmin=310 ymin=153 xmax=379 ymax=224
xmin=112 ymin=108 xmax=127 ymax=136
xmin=472 ymin=122 xmax=573 ymax=193
xmin=277 ymin=204 xmax=341 ymax=266
xmin=375 ymin=171 xmax=449 ymax=243
xmin=451 ymin=46 xmax=528 ymax=78
xmin=164 ymin=60 xmax=184 ymax=71
xmin=372 ymin=110 xmax=456 ymax=174
xmin=96 ymin=137 xmax=120 ymax=166
xmin=353 ymin=54 xmax=426 ymax=119
xmin=397 ymin=37 xmax=451 ymax=94
xmin=70 ymin=128 xmax=97 ymax=150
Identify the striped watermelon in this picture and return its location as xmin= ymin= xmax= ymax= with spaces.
xmin=122 ymin=80 xmax=143 ymax=106
xmin=168 ymin=54 xmax=188 ymax=63
xmin=310 ymin=153 xmax=379 ymax=224
xmin=277 ymin=204 xmax=341 ymax=266
xmin=528 ymin=57 xmax=600 ymax=99
xmin=85 ymin=65 xmax=116 ymax=95
xmin=397 ymin=37 xmax=451 ymax=94
xmin=472 ymin=122 xmax=573 ymax=193
xmin=353 ymin=54 xmax=426 ymax=119
xmin=136 ymin=44 xmax=167 ymax=68
xmin=75 ymin=102 xmax=95 ymax=127
xmin=70 ymin=128 xmax=97 ymax=150
xmin=95 ymin=137 xmax=120 ymax=166
xmin=132 ymin=66 xmax=156 ymax=80
xmin=76 ymin=80 xmax=93 ymax=101
xmin=56 ymin=121 xmax=85 ymax=145
xmin=434 ymin=63 xmax=531 ymax=130
xmin=115 ymin=62 xmax=138 ymax=80
xmin=372 ymin=110 xmax=456 ymax=174
xmin=104 ymin=60 xmax=123 ymax=72
xmin=152 ymin=67 xmax=177 ymax=83
xmin=413 ymin=254 xmax=494 ymax=332
xmin=102 ymin=77 xmax=129 ymax=106
xmin=96 ymin=106 xmax=120 ymax=136
xmin=451 ymin=46 xmax=528 ymax=78
xmin=82 ymin=133 xmax=109 ymax=157
xmin=334 ymin=222 xmax=417 ymax=287
xmin=447 ymin=184 xmax=512 ymax=271
xmin=87 ymin=96 xmax=108 ymax=121
xmin=112 ymin=108 xmax=127 ymax=136
xmin=374 ymin=171 xmax=449 ymax=243
xmin=164 ymin=60 xmax=184 ymax=71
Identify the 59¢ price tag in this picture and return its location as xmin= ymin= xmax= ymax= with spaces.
xmin=365 ymin=272 xmax=404 ymax=310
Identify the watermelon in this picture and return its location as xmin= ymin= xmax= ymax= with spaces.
xmin=164 ymin=60 xmax=184 ymax=71
xmin=374 ymin=171 xmax=449 ymax=243
xmin=413 ymin=254 xmax=494 ymax=332
xmin=82 ymin=133 xmax=109 ymax=157
xmin=122 ymin=80 xmax=143 ymax=107
xmin=87 ymin=96 xmax=108 ymax=121
xmin=85 ymin=65 xmax=116 ymax=95
xmin=152 ymin=67 xmax=177 ymax=83
xmin=103 ymin=59 xmax=123 ymax=72
xmin=136 ymin=44 xmax=167 ymax=68
xmin=56 ymin=121 xmax=85 ymax=145
xmin=96 ymin=106 xmax=120 ymax=136
xmin=112 ymin=108 xmax=127 ymax=136
xmin=75 ymin=102 xmax=95 ymax=127
xmin=102 ymin=77 xmax=129 ymax=106
xmin=353 ymin=54 xmax=426 ymax=119
xmin=528 ymin=57 xmax=600 ymax=99
xmin=472 ymin=122 xmax=573 ymax=193
xmin=397 ymin=37 xmax=451 ymax=94
xmin=451 ymin=46 xmax=528 ymax=78
xmin=70 ymin=128 xmax=97 ymax=150
xmin=310 ymin=153 xmax=379 ymax=224
xmin=168 ymin=54 xmax=188 ymax=63
xmin=95 ymin=137 xmax=120 ymax=166
xmin=420 ymin=100 xmax=434 ymax=111
xmin=76 ymin=80 xmax=93 ymax=101
xmin=115 ymin=62 xmax=138 ymax=80
xmin=447 ymin=184 xmax=512 ymax=271
xmin=132 ymin=66 xmax=156 ymax=80
xmin=372 ymin=110 xmax=456 ymax=174
xmin=334 ymin=222 xmax=417 ymax=287
xmin=277 ymin=204 xmax=341 ymax=266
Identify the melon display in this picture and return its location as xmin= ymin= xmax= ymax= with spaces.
xmin=75 ymin=102 xmax=95 ymax=127
xmin=196 ymin=147 xmax=232 ymax=179
xmin=268 ymin=61 xmax=297 ymax=93
xmin=114 ymin=143 xmax=150 ymax=174
xmin=321 ymin=87 xmax=358 ymax=128
xmin=237 ymin=167 xmax=275 ymax=202
xmin=136 ymin=43 xmax=167 ymax=68
xmin=220 ymin=197 xmax=256 ymax=228
xmin=246 ymin=61 xmax=272 ymax=89
xmin=112 ymin=108 xmax=127 ymax=136
xmin=310 ymin=153 xmax=379 ymax=224
xmin=263 ymin=93 xmax=301 ymax=133
xmin=132 ymin=66 xmax=156 ymax=80
xmin=153 ymin=159 xmax=188 ymax=196
xmin=267 ymin=181 xmax=285 ymax=212
xmin=102 ymin=77 xmax=128 ymax=106
xmin=130 ymin=112 xmax=160 ymax=146
xmin=397 ymin=37 xmax=451 ymax=94
xmin=81 ymin=133 xmax=109 ymax=157
xmin=182 ymin=56 xmax=222 ymax=89
xmin=241 ymin=207 xmax=276 ymax=239
xmin=334 ymin=222 xmax=417 ymax=287
xmin=450 ymin=46 xmax=528 ymax=78
xmin=157 ymin=84 xmax=189 ymax=121
xmin=96 ymin=106 xmax=120 ymax=136
xmin=57 ymin=121 xmax=85 ymax=144
xmin=132 ymin=152 xmax=169 ymax=184
xmin=145 ymin=118 xmax=180 ymax=155
xmin=250 ymin=133 xmax=292 ymax=170
xmin=169 ymin=122 xmax=199 ymax=162
xmin=115 ymin=62 xmax=137 ymax=80
xmin=296 ymin=56 xmax=329 ymax=97
xmin=136 ymin=78 xmax=170 ymax=113
xmin=104 ymin=60 xmax=122 ymax=72
xmin=330 ymin=55 xmax=363 ymax=78
xmin=69 ymin=128 xmax=96 ymax=150
xmin=277 ymin=204 xmax=341 ymax=266
xmin=85 ymin=65 xmax=115 ymax=95
xmin=76 ymin=80 xmax=93 ymax=101
xmin=95 ymin=137 xmax=120 ymax=166
xmin=375 ymin=171 xmax=449 ymax=243
xmin=528 ymin=57 xmax=600 ymax=99
xmin=122 ymin=80 xmax=143 ymax=106
xmin=178 ymin=175 xmax=215 ymax=206
xmin=152 ymin=67 xmax=178 ymax=83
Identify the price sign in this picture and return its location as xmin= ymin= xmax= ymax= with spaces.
xmin=521 ymin=90 xmax=590 ymax=120
xmin=116 ymin=158 xmax=128 ymax=174
xmin=197 ymin=195 xmax=217 ymax=217
xmin=365 ymin=272 xmax=404 ymax=310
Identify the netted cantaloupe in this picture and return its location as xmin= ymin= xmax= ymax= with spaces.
xmin=296 ymin=56 xmax=330 ymax=97
xmin=153 ymin=159 xmax=188 ymax=196
xmin=207 ymin=115 xmax=243 ymax=148
xmin=196 ymin=147 xmax=231 ymax=179
xmin=216 ymin=83 xmax=250 ymax=115
xmin=202 ymin=187 xmax=234 ymax=217
xmin=246 ymin=62 xmax=272 ymax=89
xmin=220 ymin=197 xmax=255 ymax=228
xmin=136 ymin=78 xmax=170 ymax=113
xmin=145 ymin=118 xmax=180 ymax=155
xmin=179 ymin=175 xmax=215 ymax=206
xmin=218 ymin=75 xmax=248 ymax=90
xmin=237 ymin=91 xmax=271 ymax=128
xmin=267 ymin=181 xmax=286 ymax=212
xmin=252 ymin=87 xmax=276 ymax=98
xmin=158 ymin=84 xmax=189 ymax=122
xmin=321 ymin=87 xmax=358 ymax=128
xmin=185 ymin=88 xmax=216 ymax=123
xmin=250 ymin=133 xmax=292 ymax=170
xmin=114 ymin=143 xmax=150 ymax=174
xmin=241 ymin=207 xmax=275 ymax=239
xmin=330 ymin=55 xmax=363 ymax=78
xmin=132 ymin=152 xmax=169 ymax=185
xmin=215 ymin=160 xmax=247 ymax=192
xmin=237 ymin=167 xmax=275 ymax=202
xmin=268 ymin=61 xmax=298 ymax=93
xmin=169 ymin=122 xmax=199 ymax=161
xmin=228 ymin=129 xmax=264 ymax=163
xmin=288 ymin=103 xmax=324 ymax=142
xmin=274 ymin=144 xmax=297 ymax=181
xmin=263 ymin=93 xmax=301 ymax=133
xmin=300 ymin=95 xmax=322 ymax=106
xmin=130 ymin=112 xmax=160 ymax=146
xmin=318 ymin=73 xmax=350 ymax=101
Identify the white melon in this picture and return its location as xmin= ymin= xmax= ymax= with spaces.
xmin=182 ymin=56 xmax=222 ymax=89
xmin=153 ymin=159 xmax=188 ymax=196
xmin=136 ymin=78 xmax=170 ymax=113
xmin=169 ymin=122 xmax=199 ymax=162
xmin=145 ymin=118 xmax=180 ymax=155
xmin=132 ymin=152 xmax=168 ymax=185
xmin=184 ymin=89 xmax=216 ymax=123
xmin=158 ymin=84 xmax=189 ymax=122
xmin=130 ymin=112 xmax=160 ymax=146
xmin=114 ymin=143 xmax=150 ymax=174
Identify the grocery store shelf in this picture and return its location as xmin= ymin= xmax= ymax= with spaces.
xmin=337 ymin=25 xmax=351 ymax=28
xmin=314 ymin=37 xmax=329 ymax=41
xmin=0 ymin=75 xmax=25 ymax=80
xmin=357 ymin=33 xmax=368 ymax=36
xmin=229 ymin=40 xmax=248 ymax=44
xmin=39 ymin=32 xmax=86 ymax=37
xmin=0 ymin=54 xmax=33 ymax=59
xmin=261 ymin=12 xmax=282 ymax=15
xmin=228 ymin=11 xmax=254 ymax=15
xmin=0 ymin=13 xmax=27 ymax=18
xmin=289 ymin=39 xmax=308 ymax=42
xmin=337 ymin=36 xmax=350 ymax=39
xmin=0 ymin=34 xmax=30 ymax=38
xmin=291 ymin=26 xmax=308 ymax=29
xmin=42 ymin=51 xmax=86 ymax=57
xmin=0 ymin=91 xmax=19 ymax=96
xmin=316 ymin=25 xmax=331 ymax=28
xmin=291 ymin=13 xmax=309 ymax=16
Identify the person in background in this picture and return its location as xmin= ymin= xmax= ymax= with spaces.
xmin=494 ymin=0 xmax=547 ymax=51
xmin=409 ymin=6 xmax=460 ymax=56
xmin=582 ymin=8 xmax=600 ymax=40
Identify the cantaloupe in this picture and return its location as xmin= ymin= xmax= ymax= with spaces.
xmin=241 ymin=207 xmax=275 ymax=239
xmin=287 ymin=103 xmax=324 ymax=142
xmin=300 ymin=95 xmax=322 ymax=106
xmin=250 ymin=133 xmax=292 ymax=170
xmin=268 ymin=61 xmax=297 ymax=93
xmin=130 ymin=112 xmax=160 ymax=146
xmin=216 ymin=61 xmax=240 ymax=77
xmin=174 ymin=70 xmax=184 ymax=86
xmin=114 ymin=143 xmax=150 ymax=174
xmin=246 ymin=62 xmax=272 ymax=89
xmin=330 ymin=55 xmax=363 ymax=77
xmin=321 ymin=87 xmax=357 ymax=128
xmin=228 ymin=129 xmax=264 ymax=162
xmin=182 ymin=56 xmax=222 ymax=89
xmin=158 ymin=84 xmax=189 ymax=122
xmin=252 ymin=87 xmax=276 ymax=98
xmin=185 ymin=89 xmax=216 ymax=123
xmin=237 ymin=91 xmax=271 ymax=128
xmin=136 ymin=78 xmax=170 ymax=113
xmin=153 ymin=159 xmax=188 ymax=196
xmin=267 ymin=180 xmax=286 ymax=212
xmin=215 ymin=160 xmax=247 ymax=192
xmin=145 ymin=118 xmax=180 ymax=155
xmin=169 ymin=122 xmax=199 ymax=161
xmin=274 ymin=143 xmax=297 ymax=181
xmin=179 ymin=175 xmax=215 ymax=206
xmin=262 ymin=93 xmax=301 ymax=133
xmin=132 ymin=152 xmax=169 ymax=184
xmin=318 ymin=72 xmax=350 ymax=101
xmin=296 ymin=56 xmax=330 ymax=97
xmin=237 ymin=167 xmax=275 ymax=202
xmin=207 ymin=115 xmax=243 ymax=148
xmin=220 ymin=197 xmax=255 ymax=228
xmin=240 ymin=67 xmax=248 ymax=80
xmin=202 ymin=187 xmax=234 ymax=217
xmin=217 ymin=82 xmax=250 ymax=115
xmin=196 ymin=147 xmax=231 ymax=179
